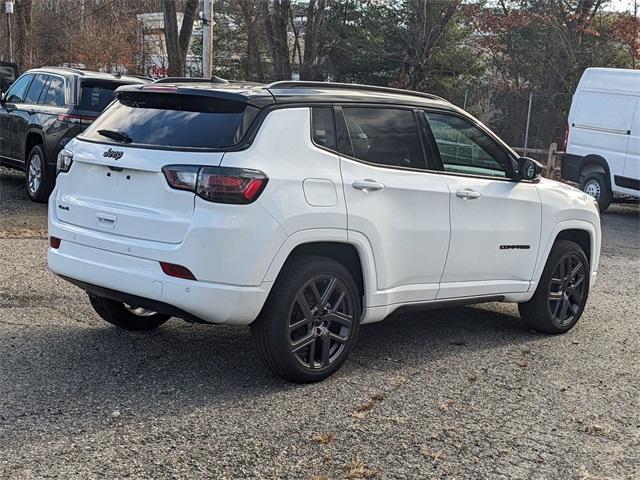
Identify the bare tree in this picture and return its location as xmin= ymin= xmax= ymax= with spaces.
xmin=300 ymin=0 xmax=328 ymax=80
xmin=239 ymin=0 xmax=266 ymax=82
xmin=14 ymin=0 xmax=34 ymax=68
xmin=262 ymin=0 xmax=291 ymax=80
xmin=162 ymin=0 xmax=199 ymax=76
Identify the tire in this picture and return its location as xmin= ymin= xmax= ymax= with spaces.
xmin=25 ymin=145 xmax=54 ymax=203
xmin=252 ymin=255 xmax=362 ymax=383
xmin=580 ymin=171 xmax=611 ymax=212
xmin=519 ymin=240 xmax=590 ymax=334
xmin=88 ymin=294 xmax=170 ymax=331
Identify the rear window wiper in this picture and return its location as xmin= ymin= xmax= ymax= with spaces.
xmin=97 ymin=129 xmax=133 ymax=144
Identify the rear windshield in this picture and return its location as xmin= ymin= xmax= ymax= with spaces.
xmin=81 ymin=92 xmax=258 ymax=149
xmin=78 ymin=82 xmax=122 ymax=112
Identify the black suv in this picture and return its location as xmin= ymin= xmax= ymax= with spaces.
xmin=0 ymin=67 xmax=149 ymax=201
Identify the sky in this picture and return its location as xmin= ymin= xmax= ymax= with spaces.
xmin=606 ymin=0 xmax=637 ymax=12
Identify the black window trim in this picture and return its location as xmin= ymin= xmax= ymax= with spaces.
xmin=421 ymin=107 xmax=521 ymax=182
xmin=332 ymin=103 xmax=430 ymax=173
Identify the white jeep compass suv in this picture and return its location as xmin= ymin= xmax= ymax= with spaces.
xmin=48 ymin=80 xmax=601 ymax=382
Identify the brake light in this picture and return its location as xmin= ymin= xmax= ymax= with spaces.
xmin=162 ymin=165 xmax=268 ymax=204
xmin=56 ymin=113 xmax=97 ymax=124
xmin=159 ymin=262 xmax=197 ymax=280
xmin=49 ymin=236 xmax=61 ymax=249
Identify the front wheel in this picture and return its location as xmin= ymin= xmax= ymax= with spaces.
xmin=519 ymin=240 xmax=590 ymax=334
xmin=252 ymin=255 xmax=362 ymax=383
xmin=88 ymin=294 xmax=170 ymax=331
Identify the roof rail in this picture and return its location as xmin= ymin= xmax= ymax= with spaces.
xmin=42 ymin=66 xmax=87 ymax=76
xmin=266 ymin=80 xmax=446 ymax=102
xmin=155 ymin=76 xmax=230 ymax=84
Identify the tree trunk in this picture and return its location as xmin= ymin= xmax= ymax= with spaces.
xmin=240 ymin=0 xmax=265 ymax=82
xmin=15 ymin=0 xmax=34 ymax=69
xmin=162 ymin=0 xmax=199 ymax=77
xmin=262 ymin=0 xmax=291 ymax=80
xmin=300 ymin=0 xmax=328 ymax=81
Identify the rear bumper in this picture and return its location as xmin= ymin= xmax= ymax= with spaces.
xmin=48 ymin=240 xmax=272 ymax=325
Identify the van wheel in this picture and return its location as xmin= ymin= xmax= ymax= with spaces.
xmin=252 ymin=255 xmax=361 ymax=383
xmin=580 ymin=172 xmax=611 ymax=212
xmin=25 ymin=145 xmax=54 ymax=203
xmin=88 ymin=294 xmax=170 ymax=331
xmin=518 ymin=240 xmax=589 ymax=334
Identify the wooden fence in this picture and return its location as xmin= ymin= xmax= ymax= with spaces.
xmin=513 ymin=143 xmax=563 ymax=179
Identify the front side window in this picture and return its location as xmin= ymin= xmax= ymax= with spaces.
xmin=4 ymin=74 xmax=33 ymax=103
xmin=82 ymin=92 xmax=258 ymax=149
xmin=425 ymin=112 xmax=511 ymax=178
xmin=25 ymin=74 xmax=50 ymax=104
xmin=341 ymin=107 xmax=425 ymax=169
xmin=42 ymin=76 xmax=66 ymax=107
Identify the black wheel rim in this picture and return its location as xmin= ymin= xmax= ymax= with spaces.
xmin=548 ymin=253 xmax=587 ymax=327
xmin=288 ymin=274 xmax=354 ymax=370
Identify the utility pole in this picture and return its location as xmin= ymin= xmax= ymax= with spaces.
xmin=5 ymin=0 xmax=14 ymax=62
xmin=202 ymin=0 xmax=213 ymax=78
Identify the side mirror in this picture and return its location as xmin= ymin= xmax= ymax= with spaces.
xmin=518 ymin=156 xmax=544 ymax=181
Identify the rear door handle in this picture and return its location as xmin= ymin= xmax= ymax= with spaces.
xmin=455 ymin=188 xmax=481 ymax=200
xmin=352 ymin=179 xmax=385 ymax=192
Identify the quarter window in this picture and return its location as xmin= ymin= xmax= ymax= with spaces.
xmin=42 ymin=76 xmax=66 ymax=107
xmin=311 ymin=107 xmax=336 ymax=150
xmin=341 ymin=107 xmax=425 ymax=169
xmin=426 ymin=112 xmax=510 ymax=178
xmin=4 ymin=74 xmax=33 ymax=103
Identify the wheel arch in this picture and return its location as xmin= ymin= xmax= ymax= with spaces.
xmin=263 ymin=230 xmax=377 ymax=308
xmin=25 ymin=129 xmax=45 ymax=162
xmin=578 ymin=154 xmax=611 ymax=186
xmin=531 ymin=220 xmax=599 ymax=292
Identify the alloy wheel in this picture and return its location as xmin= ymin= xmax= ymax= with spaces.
xmin=288 ymin=274 xmax=354 ymax=370
xmin=548 ymin=253 xmax=587 ymax=327
xmin=28 ymin=154 xmax=42 ymax=195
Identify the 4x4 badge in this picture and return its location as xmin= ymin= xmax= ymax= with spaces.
xmin=103 ymin=148 xmax=123 ymax=160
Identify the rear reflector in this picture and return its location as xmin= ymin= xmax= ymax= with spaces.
xmin=162 ymin=165 xmax=268 ymax=204
xmin=49 ymin=236 xmax=61 ymax=249
xmin=160 ymin=262 xmax=197 ymax=281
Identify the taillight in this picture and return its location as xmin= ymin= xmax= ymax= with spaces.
xmin=56 ymin=113 xmax=97 ymax=125
xmin=162 ymin=165 xmax=268 ymax=204
xmin=159 ymin=262 xmax=197 ymax=280
xmin=49 ymin=236 xmax=61 ymax=249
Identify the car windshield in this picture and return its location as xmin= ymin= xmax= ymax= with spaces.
xmin=80 ymin=92 xmax=258 ymax=149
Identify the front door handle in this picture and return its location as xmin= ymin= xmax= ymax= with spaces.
xmin=352 ymin=179 xmax=385 ymax=192
xmin=455 ymin=188 xmax=481 ymax=200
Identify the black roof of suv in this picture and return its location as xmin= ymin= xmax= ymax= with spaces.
xmin=0 ymin=66 xmax=150 ymax=201
xmin=120 ymin=79 xmax=453 ymax=110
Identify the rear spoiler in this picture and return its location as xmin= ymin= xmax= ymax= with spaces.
xmin=114 ymin=83 xmax=275 ymax=108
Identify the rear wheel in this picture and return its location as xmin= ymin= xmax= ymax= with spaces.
xmin=580 ymin=171 xmax=611 ymax=212
xmin=88 ymin=294 xmax=170 ymax=331
xmin=519 ymin=240 xmax=589 ymax=334
xmin=252 ymin=255 xmax=361 ymax=383
xmin=25 ymin=145 xmax=54 ymax=203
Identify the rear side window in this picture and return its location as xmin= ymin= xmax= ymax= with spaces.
xmin=311 ymin=107 xmax=336 ymax=150
xmin=81 ymin=92 xmax=258 ymax=149
xmin=78 ymin=83 xmax=121 ymax=112
xmin=42 ymin=76 xmax=66 ymax=106
xmin=341 ymin=107 xmax=425 ymax=169
xmin=25 ymin=74 xmax=49 ymax=104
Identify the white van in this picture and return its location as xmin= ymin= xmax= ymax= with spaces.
xmin=564 ymin=67 xmax=640 ymax=211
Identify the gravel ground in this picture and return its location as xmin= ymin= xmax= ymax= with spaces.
xmin=1 ymin=166 xmax=639 ymax=479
